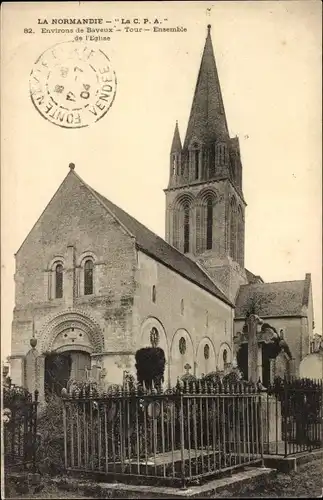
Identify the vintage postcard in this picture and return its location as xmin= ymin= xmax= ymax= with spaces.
xmin=1 ymin=1 xmax=322 ymax=498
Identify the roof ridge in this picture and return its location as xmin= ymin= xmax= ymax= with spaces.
xmin=90 ymin=186 xmax=233 ymax=306
xmin=74 ymin=174 xmax=135 ymax=240
xmin=15 ymin=169 xmax=73 ymax=255
xmin=195 ymin=259 xmax=230 ymax=299
xmin=241 ymin=279 xmax=305 ymax=287
xmin=92 ymin=188 xmax=206 ymax=268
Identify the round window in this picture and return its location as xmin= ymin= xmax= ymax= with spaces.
xmin=150 ymin=327 xmax=159 ymax=347
xmin=204 ymin=344 xmax=210 ymax=360
xmin=179 ymin=337 xmax=186 ymax=355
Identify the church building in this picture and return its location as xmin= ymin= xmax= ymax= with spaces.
xmin=10 ymin=26 xmax=315 ymax=400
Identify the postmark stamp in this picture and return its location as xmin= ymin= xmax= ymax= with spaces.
xmin=29 ymin=41 xmax=117 ymax=128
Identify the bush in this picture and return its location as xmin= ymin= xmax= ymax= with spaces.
xmin=36 ymin=394 xmax=65 ymax=475
xmin=135 ymin=347 xmax=165 ymax=389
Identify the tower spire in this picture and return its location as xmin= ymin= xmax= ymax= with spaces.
xmin=171 ymin=121 xmax=182 ymax=153
xmin=183 ymin=24 xmax=229 ymax=148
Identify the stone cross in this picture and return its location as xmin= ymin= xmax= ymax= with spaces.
xmin=247 ymin=314 xmax=263 ymax=383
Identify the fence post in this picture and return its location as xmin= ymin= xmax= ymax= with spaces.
xmin=179 ymin=388 xmax=187 ymax=489
xmin=62 ymin=398 xmax=68 ymax=469
xmin=284 ymin=378 xmax=288 ymax=458
xmin=32 ymin=389 xmax=39 ymax=474
xmin=258 ymin=388 xmax=265 ymax=468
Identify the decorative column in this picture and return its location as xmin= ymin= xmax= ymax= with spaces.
xmin=257 ymin=344 xmax=263 ymax=383
xmin=9 ymin=355 xmax=25 ymax=387
xmin=259 ymin=388 xmax=282 ymax=454
xmin=36 ymin=354 xmax=45 ymax=403
xmin=65 ymin=245 xmax=75 ymax=308
xmin=25 ymin=337 xmax=39 ymax=395
xmin=247 ymin=314 xmax=262 ymax=383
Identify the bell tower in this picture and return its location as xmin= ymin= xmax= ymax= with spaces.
xmin=165 ymin=25 xmax=248 ymax=303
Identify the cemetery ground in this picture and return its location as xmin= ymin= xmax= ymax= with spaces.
xmin=220 ymin=459 xmax=323 ymax=498
xmin=6 ymin=458 xmax=322 ymax=498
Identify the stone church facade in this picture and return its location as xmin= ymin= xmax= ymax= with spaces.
xmin=10 ymin=26 xmax=315 ymax=400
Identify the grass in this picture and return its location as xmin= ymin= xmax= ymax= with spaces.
xmin=221 ymin=459 xmax=323 ymax=498
xmin=5 ymin=459 xmax=322 ymax=498
xmin=9 ymin=487 xmax=92 ymax=499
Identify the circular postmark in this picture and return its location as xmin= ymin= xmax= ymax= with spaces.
xmin=29 ymin=41 xmax=117 ymax=128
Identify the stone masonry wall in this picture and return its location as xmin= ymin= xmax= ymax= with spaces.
xmin=133 ymin=250 xmax=234 ymax=385
xmin=12 ymin=171 xmax=137 ymax=357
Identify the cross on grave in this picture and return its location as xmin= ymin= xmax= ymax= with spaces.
xmin=85 ymin=365 xmax=101 ymax=382
xmin=237 ymin=314 xmax=289 ymax=385
xmin=247 ymin=314 xmax=261 ymax=384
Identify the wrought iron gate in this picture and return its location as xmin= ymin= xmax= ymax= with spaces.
xmin=3 ymin=380 xmax=39 ymax=472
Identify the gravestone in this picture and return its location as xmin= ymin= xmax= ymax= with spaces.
xmin=245 ymin=315 xmax=283 ymax=452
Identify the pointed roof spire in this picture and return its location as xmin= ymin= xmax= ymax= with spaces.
xmin=183 ymin=24 xmax=229 ymax=148
xmin=170 ymin=120 xmax=182 ymax=153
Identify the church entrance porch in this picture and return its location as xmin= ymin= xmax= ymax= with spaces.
xmin=18 ymin=309 xmax=106 ymax=402
xmin=44 ymin=351 xmax=91 ymax=399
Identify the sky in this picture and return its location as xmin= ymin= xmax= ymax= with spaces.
xmin=1 ymin=1 xmax=322 ymax=363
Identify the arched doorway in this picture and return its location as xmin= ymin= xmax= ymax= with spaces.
xmin=44 ymin=350 xmax=91 ymax=398
xmin=39 ymin=310 xmax=104 ymax=401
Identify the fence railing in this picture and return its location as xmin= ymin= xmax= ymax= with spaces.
xmin=62 ymin=382 xmax=264 ymax=487
xmin=3 ymin=381 xmax=39 ymax=472
xmin=265 ymin=377 xmax=323 ymax=457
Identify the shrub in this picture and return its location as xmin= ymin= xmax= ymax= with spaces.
xmin=135 ymin=347 xmax=165 ymax=389
xmin=36 ymin=394 xmax=65 ymax=475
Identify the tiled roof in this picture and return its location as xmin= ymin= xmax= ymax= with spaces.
xmin=235 ymin=279 xmax=309 ymax=319
xmin=87 ymin=185 xmax=233 ymax=307
xmin=245 ymin=269 xmax=264 ymax=284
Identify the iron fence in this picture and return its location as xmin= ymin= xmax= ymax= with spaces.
xmin=265 ymin=377 xmax=323 ymax=456
xmin=3 ymin=381 xmax=39 ymax=472
xmin=62 ymin=382 xmax=264 ymax=487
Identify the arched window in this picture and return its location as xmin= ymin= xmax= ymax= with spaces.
xmin=84 ymin=260 xmax=94 ymax=295
xmin=194 ymin=149 xmax=199 ymax=179
xmin=204 ymin=344 xmax=210 ymax=360
xmin=152 ymin=285 xmax=156 ymax=303
xmin=237 ymin=206 xmax=244 ymax=266
xmin=183 ymin=203 xmax=190 ymax=254
xmin=172 ymin=154 xmax=180 ymax=177
xmin=216 ymin=144 xmax=226 ymax=165
xmin=179 ymin=337 xmax=186 ymax=355
xmin=150 ymin=327 xmax=159 ymax=347
xmin=172 ymin=155 xmax=176 ymax=175
xmin=206 ymin=197 xmax=213 ymax=250
xmin=176 ymin=155 xmax=181 ymax=176
xmin=55 ymin=264 xmax=63 ymax=299
xmin=229 ymin=198 xmax=237 ymax=260
xmin=223 ymin=349 xmax=228 ymax=365
xmin=180 ymin=299 xmax=184 ymax=315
